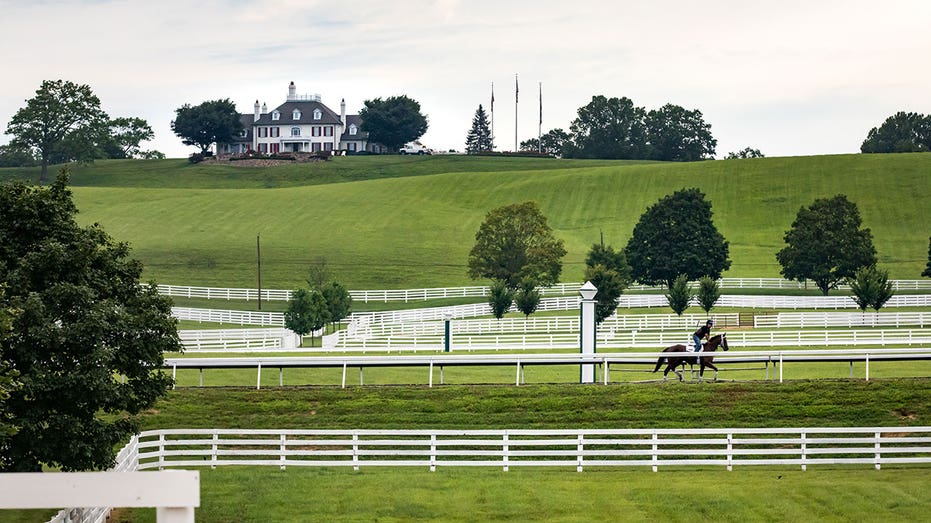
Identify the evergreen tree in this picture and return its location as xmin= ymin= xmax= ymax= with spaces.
xmin=488 ymin=281 xmax=514 ymax=320
xmin=696 ymin=276 xmax=721 ymax=315
xmin=514 ymin=278 xmax=541 ymax=318
xmin=583 ymin=242 xmax=632 ymax=324
xmin=465 ymin=104 xmax=493 ymax=153
xmin=665 ymin=274 xmax=693 ymax=316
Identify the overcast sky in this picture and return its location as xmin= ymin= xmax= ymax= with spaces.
xmin=2 ymin=0 xmax=930 ymax=158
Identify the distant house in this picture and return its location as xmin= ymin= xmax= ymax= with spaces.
xmin=218 ymin=81 xmax=385 ymax=155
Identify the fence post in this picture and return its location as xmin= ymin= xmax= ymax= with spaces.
xmin=865 ymin=353 xmax=870 ymax=381
xmin=577 ymin=434 xmax=584 ymax=473
xmin=503 ymin=433 xmax=509 ymax=472
xmin=158 ymin=433 xmax=165 ymax=470
xmin=352 ymin=434 xmax=359 ymax=471
xmin=651 ymin=432 xmax=658 ymax=472
xmin=874 ymin=431 xmax=881 ymax=470
xmin=280 ymin=434 xmax=287 ymax=471
xmin=726 ymin=433 xmax=733 ymax=472
xmin=211 ymin=433 xmax=218 ymax=469
xmin=430 ymin=434 xmax=437 ymax=472
xmin=800 ymin=432 xmax=807 ymax=472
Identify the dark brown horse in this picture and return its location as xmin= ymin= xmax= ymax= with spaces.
xmin=652 ymin=333 xmax=729 ymax=382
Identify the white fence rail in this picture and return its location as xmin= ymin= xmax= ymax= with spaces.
xmin=172 ymin=307 xmax=284 ymax=327
xmin=179 ymin=328 xmax=301 ymax=351
xmin=157 ymin=279 xmax=931 ymax=303
xmin=136 ymin=427 xmax=931 ymax=472
xmin=754 ymin=312 xmax=931 ymax=329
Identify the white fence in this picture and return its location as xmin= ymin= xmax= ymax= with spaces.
xmin=136 ymin=427 xmax=931 ymax=472
xmin=157 ymin=279 xmax=931 ymax=303
xmin=754 ymin=312 xmax=931 ymax=329
xmin=172 ymin=307 xmax=284 ymax=327
xmin=179 ymin=328 xmax=301 ymax=351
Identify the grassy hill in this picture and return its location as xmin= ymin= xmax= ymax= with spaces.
xmin=2 ymin=153 xmax=929 ymax=288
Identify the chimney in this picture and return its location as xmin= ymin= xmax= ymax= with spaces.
xmin=254 ymin=100 xmax=260 ymax=122
xmin=288 ymin=81 xmax=296 ymax=100
xmin=340 ymin=98 xmax=346 ymax=126
xmin=261 ymin=102 xmax=267 ymax=115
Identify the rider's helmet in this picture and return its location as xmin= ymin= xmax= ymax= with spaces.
xmin=706 ymin=319 xmax=714 ymax=326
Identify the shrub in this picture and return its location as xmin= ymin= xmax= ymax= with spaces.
xmin=188 ymin=152 xmax=205 ymax=164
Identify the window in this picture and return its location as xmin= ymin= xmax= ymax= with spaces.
xmin=312 ymin=143 xmax=321 ymax=152
xmin=312 ymin=127 xmax=320 ymax=137
xmin=325 ymin=127 xmax=333 ymax=137
xmin=272 ymin=111 xmax=280 ymax=121
xmin=292 ymin=109 xmax=301 ymax=120
xmin=240 ymin=129 xmax=248 ymax=138
xmin=291 ymin=127 xmax=301 ymax=137
xmin=259 ymin=143 xmax=268 ymax=153
xmin=324 ymin=142 xmax=333 ymax=151
xmin=272 ymin=143 xmax=280 ymax=153
xmin=348 ymin=142 xmax=357 ymax=152
xmin=313 ymin=109 xmax=322 ymax=120
xmin=272 ymin=127 xmax=279 ymax=138
xmin=349 ymin=124 xmax=358 ymax=136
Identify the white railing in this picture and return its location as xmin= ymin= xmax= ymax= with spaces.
xmin=754 ymin=312 xmax=931 ymax=329
xmin=172 ymin=307 xmax=284 ymax=327
xmin=157 ymin=279 xmax=931 ymax=303
xmin=179 ymin=328 xmax=301 ymax=351
xmin=135 ymin=427 xmax=931 ymax=472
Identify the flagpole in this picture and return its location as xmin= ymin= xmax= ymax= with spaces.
xmin=490 ymin=82 xmax=495 ymax=148
xmin=514 ymin=73 xmax=519 ymax=152
xmin=538 ymin=82 xmax=542 ymax=154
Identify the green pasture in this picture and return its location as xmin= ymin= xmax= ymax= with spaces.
xmin=3 ymin=153 xmax=927 ymax=289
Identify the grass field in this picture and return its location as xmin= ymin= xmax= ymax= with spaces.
xmin=3 ymin=153 xmax=928 ymax=288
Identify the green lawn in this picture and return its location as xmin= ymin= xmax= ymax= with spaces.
xmin=4 ymin=153 xmax=928 ymax=288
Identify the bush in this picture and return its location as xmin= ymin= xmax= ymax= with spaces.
xmin=469 ymin=151 xmax=554 ymax=158
xmin=188 ymin=152 xmax=205 ymax=164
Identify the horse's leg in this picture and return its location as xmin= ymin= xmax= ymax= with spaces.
xmin=704 ymin=361 xmax=719 ymax=382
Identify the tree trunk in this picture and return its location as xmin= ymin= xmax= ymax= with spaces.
xmin=39 ymin=158 xmax=49 ymax=183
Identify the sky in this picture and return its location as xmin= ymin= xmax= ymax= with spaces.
xmin=1 ymin=0 xmax=930 ymax=159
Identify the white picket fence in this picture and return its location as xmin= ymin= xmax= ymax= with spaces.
xmin=754 ymin=312 xmax=931 ymax=329
xmin=172 ymin=307 xmax=284 ymax=327
xmin=157 ymin=278 xmax=931 ymax=303
xmin=135 ymin=427 xmax=931 ymax=472
xmin=179 ymin=328 xmax=301 ymax=351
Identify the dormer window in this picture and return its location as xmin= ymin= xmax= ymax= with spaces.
xmin=349 ymin=124 xmax=358 ymax=136
xmin=313 ymin=109 xmax=322 ymax=120
xmin=272 ymin=111 xmax=280 ymax=121
xmin=292 ymin=109 xmax=301 ymax=120
xmin=240 ymin=129 xmax=248 ymax=138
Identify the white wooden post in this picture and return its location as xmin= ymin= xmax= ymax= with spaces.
xmin=727 ymin=433 xmax=733 ymax=472
xmin=800 ymin=432 xmax=807 ymax=471
xmin=579 ymin=282 xmax=597 ymax=384
xmin=280 ymin=434 xmax=287 ymax=471
xmin=352 ymin=433 xmax=360 ymax=471
xmin=576 ymin=434 xmax=584 ymax=472
xmin=256 ymin=363 xmax=261 ymax=390
xmin=503 ymin=433 xmax=509 ymax=472
xmin=874 ymin=431 xmax=881 ymax=470
xmin=430 ymin=434 xmax=437 ymax=472
xmin=651 ymin=432 xmax=659 ymax=472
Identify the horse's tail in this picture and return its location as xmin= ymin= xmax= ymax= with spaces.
xmin=652 ymin=357 xmax=666 ymax=373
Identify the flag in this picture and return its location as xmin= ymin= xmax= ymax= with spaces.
xmin=539 ymin=83 xmax=542 ymax=125
xmin=515 ymin=74 xmax=519 ymax=103
xmin=491 ymin=83 xmax=494 ymax=112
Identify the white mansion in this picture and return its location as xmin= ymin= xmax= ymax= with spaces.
xmin=218 ymin=82 xmax=384 ymax=155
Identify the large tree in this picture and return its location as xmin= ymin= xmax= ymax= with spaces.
xmin=101 ymin=117 xmax=154 ymax=159
xmin=776 ymin=195 xmax=877 ymax=295
xmin=465 ymin=104 xmax=493 ymax=153
xmin=521 ymin=128 xmax=570 ymax=156
xmin=848 ymin=266 xmax=894 ymax=312
xmin=5 ymin=79 xmax=109 ymax=182
xmin=860 ymin=112 xmax=931 ymax=153
xmin=564 ymin=96 xmax=648 ymax=159
xmin=584 ymin=242 xmax=632 ymax=324
xmin=284 ymin=289 xmax=330 ymax=347
xmin=359 ymin=95 xmax=429 ymax=151
xmin=320 ymin=281 xmax=353 ymax=331
xmin=171 ymin=99 xmax=243 ymax=155
xmin=468 ymin=201 xmax=567 ymax=289
xmin=624 ymin=188 xmax=731 ymax=288
xmin=0 ymin=289 xmax=19 ymax=443
xmin=645 ymin=104 xmax=717 ymax=161
xmin=0 ymin=171 xmax=177 ymax=472
xmin=725 ymin=147 xmax=765 ymax=159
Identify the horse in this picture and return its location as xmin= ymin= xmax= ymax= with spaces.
xmin=652 ymin=333 xmax=729 ymax=382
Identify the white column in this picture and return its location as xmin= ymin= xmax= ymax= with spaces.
xmin=580 ymin=281 xmax=597 ymax=383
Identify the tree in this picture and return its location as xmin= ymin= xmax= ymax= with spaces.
xmin=0 ymin=289 xmax=20 ymax=443
xmin=101 ymin=117 xmax=154 ymax=159
xmin=0 ymin=144 xmax=37 ymax=168
xmin=776 ymin=195 xmax=877 ymax=295
xmin=624 ymin=188 xmax=731 ymax=288
xmin=465 ymin=104 xmax=493 ymax=153
xmin=521 ymin=128 xmax=570 ymax=156
xmin=848 ymin=266 xmax=894 ymax=312
xmin=359 ymin=95 xmax=428 ymax=151
xmin=665 ymin=274 xmax=693 ymax=316
xmin=306 ymin=256 xmax=331 ymax=291
xmin=5 ymin=79 xmax=109 ymax=182
xmin=725 ymin=147 xmax=765 ymax=159
xmin=488 ymin=281 xmax=514 ymax=320
xmin=860 ymin=112 xmax=931 ymax=153
xmin=320 ymin=281 xmax=353 ymax=331
xmin=514 ymin=278 xmax=541 ymax=318
xmin=923 ymin=237 xmax=931 ymax=278
xmin=696 ymin=276 xmax=721 ymax=315
xmin=644 ymin=104 xmax=717 ymax=161
xmin=564 ymin=96 xmax=648 ymax=159
xmin=171 ymin=99 xmax=243 ymax=155
xmin=284 ymin=289 xmax=330 ymax=347
xmin=0 ymin=170 xmax=177 ymax=472
xmin=584 ymin=242 xmax=632 ymax=324
xmin=468 ymin=201 xmax=567 ymax=289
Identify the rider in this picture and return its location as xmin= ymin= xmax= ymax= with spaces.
xmin=693 ymin=320 xmax=713 ymax=353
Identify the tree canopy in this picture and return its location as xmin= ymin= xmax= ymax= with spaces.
xmin=645 ymin=104 xmax=717 ymax=161
xmin=171 ymin=98 xmax=243 ymax=155
xmin=860 ymin=112 xmax=931 ymax=153
xmin=284 ymin=289 xmax=330 ymax=347
xmin=0 ymin=289 xmax=19 ymax=443
xmin=0 ymin=171 xmax=177 ymax=472
xmin=359 ymin=95 xmax=428 ymax=151
xmin=5 ymin=79 xmax=109 ymax=182
xmin=848 ymin=266 xmax=894 ymax=312
xmin=725 ymin=147 xmax=764 ymax=159
xmin=468 ymin=201 xmax=567 ymax=289
xmin=564 ymin=96 xmax=648 ymax=159
xmin=624 ymin=188 xmax=731 ymax=288
xmin=101 ymin=117 xmax=155 ymax=159
xmin=465 ymin=104 xmax=493 ymax=153
xmin=584 ymin=242 xmax=632 ymax=324
xmin=521 ymin=128 xmax=570 ymax=156
xmin=776 ymin=195 xmax=877 ymax=295
xmin=665 ymin=274 xmax=693 ymax=316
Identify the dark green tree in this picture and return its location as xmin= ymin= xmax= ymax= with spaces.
xmin=860 ymin=112 xmax=931 ymax=153
xmin=521 ymin=128 xmax=570 ymax=156
xmin=170 ymin=98 xmax=243 ymax=155
xmin=583 ymin=242 xmax=632 ymax=324
xmin=624 ymin=188 xmax=731 ymax=288
xmin=488 ymin=281 xmax=514 ymax=320
xmin=320 ymin=281 xmax=353 ymax=331
xmin=5 ymin=79 xmax=109 ymax=182
xmin=465 ymin=104 xmax=493 ymax=153
xmin=923 ymin=237 xmax=931 ymax=278
xmin=645 ymin=104 xmax=717 ymax=161
xmin=0 ymin=289 xmax=20 ymax=442
xmin=696 ymin=276 xmax=721 ymax=315
xmin=514 ymin=278 xmax=541 ymax=318
xmin=101 ymin=117 xmax=154 ymax=159
xmin=0 ymin=144 xmax=37 ymax=167
xmin=0 ymin=170 xmax=177 ymax=472
xmin=359 ymin=95 xmax=429 ymax=151
xmin=564 ymin=96 xmax=648 ymax=159
xmin=284 ymin=289 xmax=330 ymax=347
xmin=468 ymin=201 xmax=567 ymax=289
xmin=776 ymin=195 xmax=877 ymax=295
xmin=725 ymin=147 xmax=764 ymax=159
xmin=665 ymin=274 xmax=693 ymax=316
xmin=848 ymin=266 xmax=894 ymax=312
